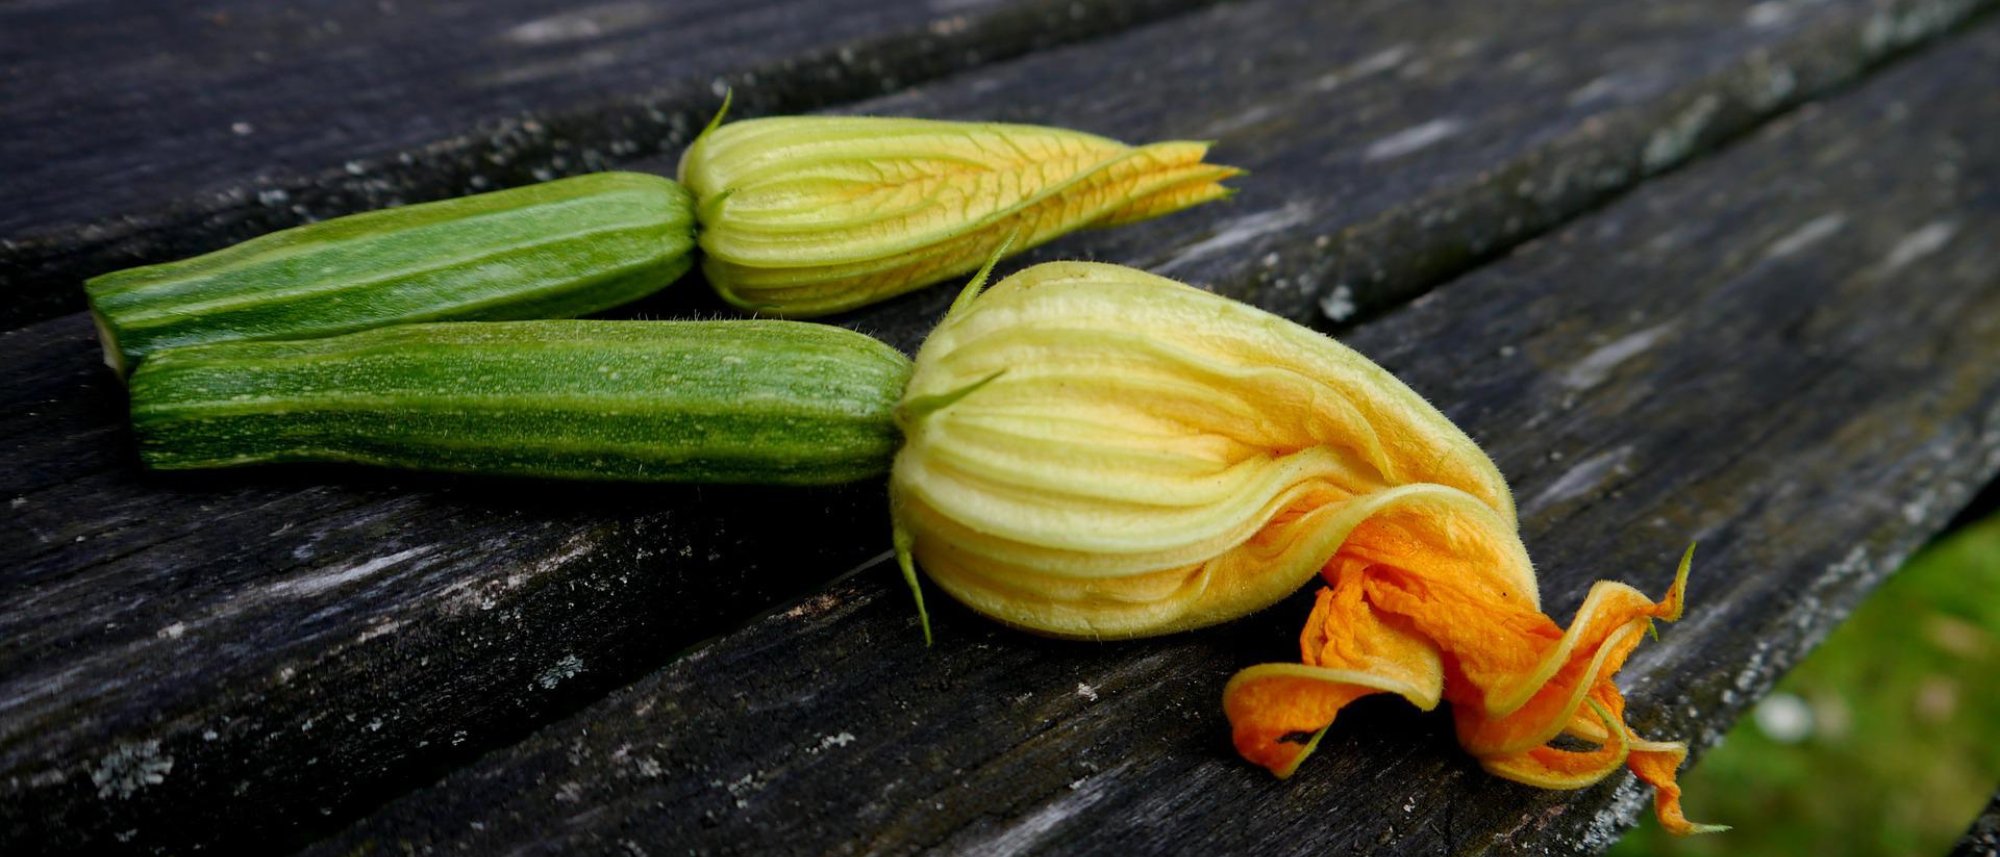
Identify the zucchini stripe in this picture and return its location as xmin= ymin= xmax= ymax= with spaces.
xmin=88 ymin=172 xmax=697 ymax=373
xmin=129 ymin=320 xmax=914 ymax=486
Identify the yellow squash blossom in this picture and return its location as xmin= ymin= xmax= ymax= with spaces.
xmin=677 ymin=108 xmax=1239 ymax=317
xmin=890 ymin=260 xmax=1720 ymax=836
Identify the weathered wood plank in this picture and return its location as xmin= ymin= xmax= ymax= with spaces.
xmin=0 ymin=0 xmax=1218 ymax=329
xmin=3 ymin=0 xmax=1991 ymax=852
xmin=618 ymin=0 xmax=1995 ymax=347
xmin=307 ymin=21 xmax=2000 ymax=855
xmin=1954 ymin=787 xmax=2000 ymax=857
xmin=827 ymin=0 xmax=1994 ymax=327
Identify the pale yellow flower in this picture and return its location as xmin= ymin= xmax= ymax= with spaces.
xmin=889 ymin=261 xmax=1718 ymax=836
xmin=678 ymin=113 xmax=1238 ymax=317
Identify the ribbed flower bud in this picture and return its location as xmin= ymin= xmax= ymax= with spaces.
xmin=889 ymin=261 xmax=1717 ymax=836
xmin=677 ymin=115 xmax=1238 ymax=317
xmin=890 ymin=261 xmax=1514 ymax=638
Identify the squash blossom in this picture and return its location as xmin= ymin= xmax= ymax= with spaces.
xmin=890 ymin=261 xmax=1721 ymax=836
xmin=677 ymin=108 xmax=1239 ymax=317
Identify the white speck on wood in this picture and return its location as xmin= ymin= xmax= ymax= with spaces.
xmin=263 ymin=546 xmax=433 ymax=599
xmin=1573 ymin=776 xmax=1652 ymax=852
xmin=1752 ymin=64 xmax=1798 ymax=109
xmin=1155 ymin=204 xmax=1313 ymax=274
xmin=1826 ymin=544 xmax=1871 ymax=585
xmin=502 ymin=2 xmax=657 ymax=44
xmin=356 ymin=619 xmax=404 ymax=644
xmin=1763 ymin=213 xmax=1847 ymax=260
xmin=1641 ymin=94 xmax=1721 ymax=172
xmin=1312 ymin=43 xmax=1412 ymax=91
xmin=1744 ymin=1 xmax=1793 ymax=29
xmin=1900 ymin=485 xmax=1940 ymax=525
xmin=1201 ymin=103 xmax=1280 ymax=137
xmin=92 ymin=741 xmax=173 ymax=799
xmin=1880 ymin=221 xmax=1959 ymax=273
xmin=1523 ymin=446 xmax=1635 ymax=516
xmin=1075 ymin=682 xmax=1099 ymax=702
xmin=1566 ymin=74 xmax=1626 ymax=107
xmin=1560 ymin=323 xmax=1677 ymax=390
xmin=955 ymin=761 xmax=1131 ymax=856
xmin=536 ymin=654 xmax=585 ymax=690
xmin=1363 ymin=117 xmax=1464 ymax=162
xmin=722 ymin=771 xmax=765 ymax=810
xmin=782 ymin=591 xmax=848 ymax=620
xmin=1734 ymin=640 xmax=1774 ymax=694
xmin=1349 ymin=44 xmax=1414 ymax=76
xmin=1319 ymin=285 xmax=1358 ymax=322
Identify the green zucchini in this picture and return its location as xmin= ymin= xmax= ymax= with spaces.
xmin=128 ymin=320 xmax=913 ymax=485
xmin=87 ymin=172 xmax=697 ymax=374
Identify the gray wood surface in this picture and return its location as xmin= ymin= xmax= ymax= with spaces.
xmin=0 ymin=0 xmax=1218 ymax=328
xmin=307 ymin=20 xmax=2000 ymax=855
xmin=10 ymin=2 xmax=1981 ymax=852
xmin=2 ymin=0 xmax=1996 ymax=854
xmin=607 ymin=0 xmax=1997 ymax=352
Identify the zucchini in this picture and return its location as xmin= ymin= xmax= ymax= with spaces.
xmin=87 ymin=172 xmax=697 ymax=374
xmin=128 ymin=320 xmax=913 ymax=485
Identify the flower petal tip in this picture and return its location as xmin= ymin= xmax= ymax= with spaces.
xmin=1660 ymin=542 xmax=1696 ymax=623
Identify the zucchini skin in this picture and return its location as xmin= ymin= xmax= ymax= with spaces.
xmin=86 ymin=173 xmax=697 ymax=373
xmin=128 ymin=320 xmax=913 ymax=485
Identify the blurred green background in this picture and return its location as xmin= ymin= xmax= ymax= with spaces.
xmin=1612 ymin=510 xmax=2000 ymax=857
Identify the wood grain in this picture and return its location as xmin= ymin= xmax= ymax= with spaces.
xmin=619 ymin=0 xmax=1997 ymax=351
xmin=306 ymin=21 xmax=2000 ymax=855
xmin=0 ymin=0 xmax=1219 ymax=328
xmin=3 ymin=0 xmax=1995 ymax=853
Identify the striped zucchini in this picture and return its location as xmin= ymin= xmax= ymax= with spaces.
xmin=87 ymin=172 xmax=697 ymax=374
xmin=128 ymin=320 xmax=913 ymax=485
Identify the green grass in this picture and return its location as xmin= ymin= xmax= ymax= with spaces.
xmin=1612 ymin=511 xmax=2000 ymax=857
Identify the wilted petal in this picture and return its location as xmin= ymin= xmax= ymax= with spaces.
xmin=1224 ymin=573 xmax=1443 ymax=778
xmin=1629 ymin=740 xmax=1730 ymax=836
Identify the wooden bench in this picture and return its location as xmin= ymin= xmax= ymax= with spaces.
xmin=5 ymin=0 xmax=1999 ymax=853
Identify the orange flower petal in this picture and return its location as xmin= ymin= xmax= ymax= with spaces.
xmin=1224 ymin=584 xmax=1443 ymax=777
xmin=1477 ymin=700 xmax=1631 ymax=789
xmin=1224 ymin=664 xmax=1427 ymax=779
xmin=1628 ymin=740 xmax=1731 ymax=836
xmin=1225 ymin=545 xmax=1721 ymax=835
xmin=1448 ymin=622 xmax=1648 ymax=757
